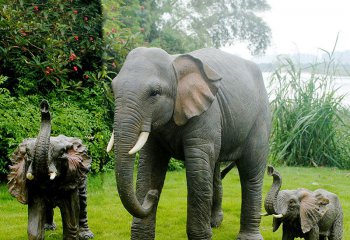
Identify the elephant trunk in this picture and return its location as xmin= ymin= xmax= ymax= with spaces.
xmin=32 ymin=100 xmax=51 ymax=179
xmin=264 ymin=166 xmax=282 ymax=215
xmin=114 ymin=110 xmax=158 ymax=219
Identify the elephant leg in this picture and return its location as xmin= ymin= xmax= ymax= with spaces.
xmin=78 ymin=178 xmax=94 ymax=239
xmin=281 ymin=230 xmax=294 ymax=240
xmin=185 ymin=142 xmax=217 ymax=240
xmin=44 ymin=203 xmax=56 ymax=231
xmin=305 ymin=226 xmax=319 ymax=240
xmin=211 ymin=162 xmax=223 ymax=228
xmin=329 ymin=212 xmax=343 ymax=240
xmin=28 ymin=194 xmax=46 ymax=240
xmin=131 ymin=137 xmax=170 ymax=240
xmin=59 ymin=189 xmax=80 ymax=240
xmin=236 ymin=116 xmax=269 ymax=240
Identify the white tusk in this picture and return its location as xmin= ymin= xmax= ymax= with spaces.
xmin=106 ymin=130 xmax=114 ymax=152
xmin=273 ymin=214 xmax=284 ymax=218
xmin=128 ymin=132 xmax=150 ymax=155
xmin=26 ymin=173 xmax=34 ymax=180
xmin=49 ymin=172 xmax=57 ymax=180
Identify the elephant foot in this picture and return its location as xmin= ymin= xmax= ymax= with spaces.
xmin=44 ymin=222 xmax=56 ymax=231
xmin=79 ymin=227 xmax=94 ymax=239
xmin=210 ymin=210 xmax=223 ymax=228
xmin=236 ymin=232 xmax=263 ymax=240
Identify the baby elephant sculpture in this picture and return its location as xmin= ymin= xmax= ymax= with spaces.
xmin=8 ymin=100 xmax=94 ymax=240
xmin=263 ymin=166 xmax=343 ymax=240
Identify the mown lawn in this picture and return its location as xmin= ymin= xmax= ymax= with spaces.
xmin=0 ymin=167 xmax=349 ymax=239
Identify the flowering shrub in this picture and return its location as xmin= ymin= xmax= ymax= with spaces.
xmin=0 ymin=0 xmax=104 ymax=94
xmin=0 ymin=0 xmax=186 ymax=181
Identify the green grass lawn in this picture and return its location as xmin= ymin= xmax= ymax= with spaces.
xmin=0 ymin=167 xmax=349 ymax=239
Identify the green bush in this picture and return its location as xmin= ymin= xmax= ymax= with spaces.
xmin=269 ymin=57 xmax=350 ymax=169
xmin=168 ymin=159 xmax=185 ymax=171
xmin=0 ymin=79 xmax=115 ymax=182
xmin=0 ymin=0 xmax=104 ymax=94
xmin=0 ymin=0 xmax=149 ymax=182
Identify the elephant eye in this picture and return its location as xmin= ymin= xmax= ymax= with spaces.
xmin=150 ymin=89 xmax=161 ymax=97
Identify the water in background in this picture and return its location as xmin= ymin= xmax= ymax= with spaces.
xmin=262 ymin=72 xmax=350 ymax=107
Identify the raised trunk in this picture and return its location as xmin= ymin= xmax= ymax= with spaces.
xmin=114 ymin=113 xmax=157 ymax=219
xmin=32 ymin=100 xmax=51 ymax=178
xmin=264 ymin=166 xmax=282 ymax=215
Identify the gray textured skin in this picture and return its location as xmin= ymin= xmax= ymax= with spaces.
xmin=264 ymin=167 xmax=343 ymax=240
xmin=8 ymin=101 xmax=93 ymax=240
xmin=112 ymin=47 xmax=271 ymax=240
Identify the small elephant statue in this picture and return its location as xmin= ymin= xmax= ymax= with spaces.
xmin=263 ymin=166 xmax=343 ymax=240
xmin=7 ymin=100 xmax=94 ymax=240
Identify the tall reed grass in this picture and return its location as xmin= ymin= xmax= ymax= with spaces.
xmin=269 ymin=54 xmax=350 ymax=169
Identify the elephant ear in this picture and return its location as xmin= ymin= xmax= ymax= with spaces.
xmin=7 ymin=139 xmax=35 ymax=204
xmin=59 ymin=136 xmax=91 ymax=190
xmin=172 ymin=54 xmax=222 ymax=126
xmin=300 ymin=190 xmax=329 ymax=233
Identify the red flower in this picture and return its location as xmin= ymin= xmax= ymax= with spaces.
xmin=45 ymin=66 xmax=54 ymax=74
xmin=84 ymin=74 xmax=89 ymax=79
xmin=84 ymin=16 xmax=89 ymax=21
xmin=89 ymin=36 xmax=94 ymax=41
xmin=74 ymin=35 xmax=79 ymax=41
xmin=73 ymin=66 xmax=78 ymax=72
xmin=20 ymin=30 xmax=27 ymax=36
xmin=73 ymin=10 xmax=78 ymax=14
xmin=69 ymin=53 xmax=77 ymax=61
xmin=33 ymin=6 xmax=39 ymax=12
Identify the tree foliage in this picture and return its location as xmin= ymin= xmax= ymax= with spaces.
xmin=0 ymin=0 xmax=274 ymax=181
xmin=138 ymin=0 xmax=271 ymax=54
xmin=0 ymin=0 xmax=104 ymax=94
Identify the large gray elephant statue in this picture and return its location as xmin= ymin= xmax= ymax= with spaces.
xmin=263 ymin=166 xmax=343 ymax=240
xmin=8 ymin=100 xmax=94 ymax=240
xmin=108 ymin=47 xmax=271 ymax=239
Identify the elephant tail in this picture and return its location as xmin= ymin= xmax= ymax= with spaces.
xmin=220 ymin=162 xmax=236 ymax=180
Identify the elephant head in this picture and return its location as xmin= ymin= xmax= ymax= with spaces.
xmin=109 ymin=47 xmax=221 ymax=218
xmin=8 ymin=100 xmax=91 ymax=204
xmin=264 ymin=166 xmax=329 ymax=234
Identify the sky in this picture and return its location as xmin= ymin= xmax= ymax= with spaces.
xmin=222 ymin=0 xmax=350 ymax=59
